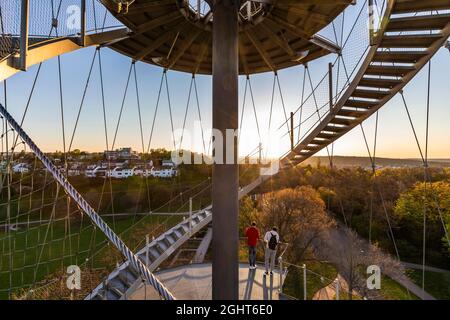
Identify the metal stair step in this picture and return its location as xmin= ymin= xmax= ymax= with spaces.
xmin=165 ymin=232 xmax=177 ymax=244
xmin=337 ymin=109 xmax=368 ymax=118
xmin=149 ymin=246 xmax=161 ymax=258
xmin=317 ymin=132 xmax=339 ymax=139
xmin=118 ymin=268 xmax=138 ymax=285
xmin=366 ymin=65 xmax=415 ymax=77
xmin=393 ymin=0 xmax=450 ymax=14
xmin=330 ymin=117 xmax=354 ymax=126
xmin=104 ymin=286 xmax=122 ymax=300
xmin=386 ymin=14 xmax=450 ymax=32
xmin=125 ymin=265 xmax=139 ymax=278
xmin=303 ymin=145 xmax=323 ymax=152
xmin=178 ymin=225 xmax=188 ymax=234
xmin=359 ymin=77 xmax=403 ymax=89
xmin=173 ymin=229 xmax=183 ymax=238
xmin=372 ymin=51 xmax=427 ymax=63
xmin=352 ymin=88 xmax=390 ymax=99
xmin=380 ymin=34 xmax=442 ymax=48
xmin=345 ymin=98 xmax=379 ymax=109
xmin=138 ymin=250 xmax=155 ymax=264
xmin=162 ymin=237 xmax=172 ymax=247
xmin=324 ymin=125 xmax=347 ymax=133
xmin=157 ymin=240 xmax=168 ymax=251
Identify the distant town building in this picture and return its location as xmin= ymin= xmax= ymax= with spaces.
xmin=12 ymin=163 xmax=29 ymax=173
xmin=81 ymin=158 xmax=177 ymax=179
xmin=106 ymin=167 xmax=135 ymax=179
xmin=104 ymin=147 xmax=139 ymax=160
xmin=85 ymin=164 xmax=107 ymax=178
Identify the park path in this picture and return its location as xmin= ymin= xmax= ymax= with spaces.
xmin=314 ymin=225 xmax=436 ymax=300
xmin=401 ymin=262 xmax=450 ymax=275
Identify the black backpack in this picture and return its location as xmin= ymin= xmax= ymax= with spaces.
xmin=268 ymin=232 xmax=278 ymax=250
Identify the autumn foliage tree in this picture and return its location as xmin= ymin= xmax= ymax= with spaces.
xmin=241 ymin=186 xmax=335 ymax=262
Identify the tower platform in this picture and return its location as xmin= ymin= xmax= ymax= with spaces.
xmin=128 ymin=263 xmax=284 ymax=300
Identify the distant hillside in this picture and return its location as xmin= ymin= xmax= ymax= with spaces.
xmin=301 ymin=156 xmax=450 ymax=169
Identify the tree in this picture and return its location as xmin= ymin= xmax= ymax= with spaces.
xmin=394 ymin=181 xmax=450 ymax=257
xmin=239 ymin=196 xmax=259 ymax=232
xmin=256 ymin=186 xmax=335 ymax=262
xmin=319 ymin=227 xmax=405 ymax=300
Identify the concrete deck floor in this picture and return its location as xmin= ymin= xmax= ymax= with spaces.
xmin=129 ymin=263 xmax=283 ymax=300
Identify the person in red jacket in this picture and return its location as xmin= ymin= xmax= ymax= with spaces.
xmin=245 ymin=221 xmax=260 ymax=269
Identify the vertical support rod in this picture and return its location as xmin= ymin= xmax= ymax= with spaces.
xmin=197 ymin=0 xmax=201 ymax=20
xmin=212 ymin=0 xmax=239 ymax=300
xmin=189 ymin=197 xmax=193 ymax=235
xmin=368 ymin=0 xmax=375 ymax=46
xmin=328 ymin=63 xmax=333 ymax=112
xmin=145 ymin=234 xmax=150 ymax=266
xmin=80 ymin=0 xmax=86 ymax=46
xmin=19 ymin=0 xmax=29 ymax=71
xmin=303 ymin=264 xmax=307 ymax=300
xmin=290 ymin=112 xmax=294 ymax=151
xmin=278 ymin=257 xmax=283 ymax=293
xmin=258 ymin=142 xmax=262 ymax=164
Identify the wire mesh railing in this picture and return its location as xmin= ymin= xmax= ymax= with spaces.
xmin=280 ymin=261 xmax=355 ymax=300
xmin=277 ymin=0 xmax=374 ymax=147
xmin=0 ymin=0 xmax=123 ymax=61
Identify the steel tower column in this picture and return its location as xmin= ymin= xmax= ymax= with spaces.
xmin=211 ymin=0 xmax=239 ymax=300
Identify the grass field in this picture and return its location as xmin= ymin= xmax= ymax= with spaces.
xmin=283 ymin=261 xmax=338 ymax=300
xmin=379 ymin=274 xmax=419 ymax=300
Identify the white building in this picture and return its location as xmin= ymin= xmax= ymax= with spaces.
xmin=85 ymin=165 xmax=107 ymax=178
xmin=106 ymin=167 xmax=135 ymax=179
xmin=12 ymin=163 xmax=29 ymax=173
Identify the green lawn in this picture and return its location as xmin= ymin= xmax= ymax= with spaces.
xmin=406 ymin=269 xmax=450 ymax=300
xmin=379 ymin=274 xmax=419 ymax=300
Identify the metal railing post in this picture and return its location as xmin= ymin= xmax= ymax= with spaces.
xmin=290 ymin=112 xmax=294 ymax=151
xmin=145 ymin=234 xmax=150 ymax=266
xmin=368 ymin=0 xmax=375 ymax=46
xmin=80 ymin=0 xmax=86 ymax=46
xmin=189 ymin=197 xmax=193 ymax=235
xmin=302 ymin=264 xmax=307 ymax=300
xmin=19 ymin=0 xmax=29 ymax=71
xmin=278 ymin=256 xmax=283 ymax=293
xmin=328 ymin=63 xmax=333 ymax=112
xmin=258 ymin=142 xmax=262 ymax=164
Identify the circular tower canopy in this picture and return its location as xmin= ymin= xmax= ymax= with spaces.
xmin=103 ymin=0 xmax=351 ymax=75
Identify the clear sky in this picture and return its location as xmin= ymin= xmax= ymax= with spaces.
xmin=1 ymin=1 xmax=449 ymax=160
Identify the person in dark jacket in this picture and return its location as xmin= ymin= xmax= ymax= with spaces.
xmin=263 ymin=226 xmax=279 ymax=275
